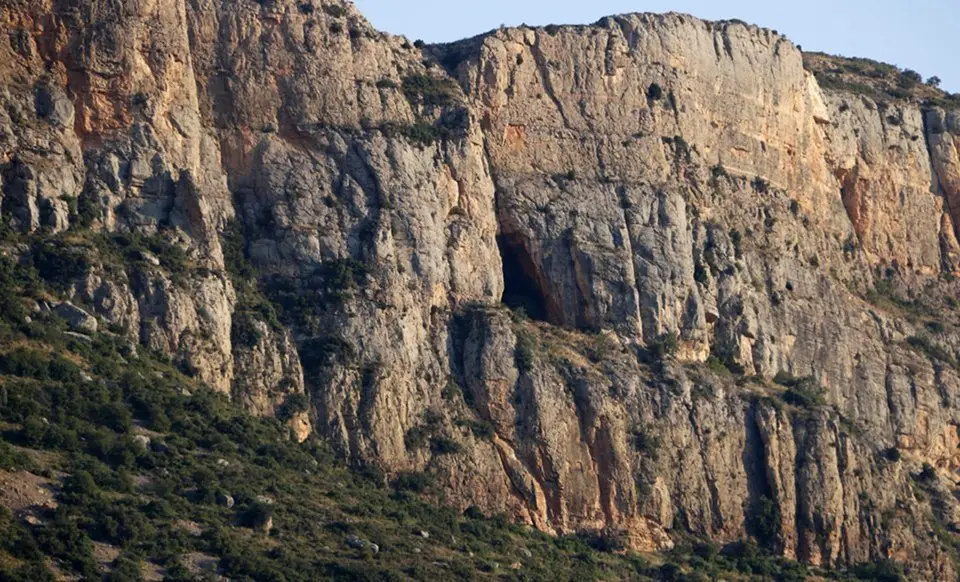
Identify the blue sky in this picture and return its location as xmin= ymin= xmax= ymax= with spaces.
xmin=355 ymin=0 xmax=959 ymax=93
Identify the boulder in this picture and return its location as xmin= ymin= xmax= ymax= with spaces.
xmin=53 ymin=303 xmax=98 ymax=334
xmin=34 ymin=83 xmax=74 ymax=127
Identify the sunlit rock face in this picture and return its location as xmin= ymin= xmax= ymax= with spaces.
xmin=3 ymin=1 xmax=960 ymax=574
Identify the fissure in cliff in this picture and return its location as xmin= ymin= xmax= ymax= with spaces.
xmin=498 ymin=233 xmax=551 ymax=322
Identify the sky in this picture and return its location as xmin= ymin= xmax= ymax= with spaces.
xmin=355 ymin=0 xmax=960 ymax=93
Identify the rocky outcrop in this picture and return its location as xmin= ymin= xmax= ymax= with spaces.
xmin=927 ymin=108 xmax=960 ymax=251
xmin=823 ymin=94 xmax=958 ymax=274
xmin=3 ymin=0 xmax=960 ymax=575
xmin=0 ymin=0 xmax=305 ymax=413
xmin=53 ymin=302 xmax=98 ymax=333
xmin=231 ymin=317 xmax=311 ymax=442
xmin=444 ymin=305 xmax=958 ymax=574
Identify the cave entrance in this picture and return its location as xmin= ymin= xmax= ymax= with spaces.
xmin=498 ymin=234 xmax=550 ymax=322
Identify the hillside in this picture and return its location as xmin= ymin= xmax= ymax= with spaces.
xmin=0 ymin=265 xmax=854 ymax=580
xmin=1 ymin=0 xmax=960 ymax=579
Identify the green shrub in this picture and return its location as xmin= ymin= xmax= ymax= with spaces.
xmin=748 ymin=495 xmax=780 ymax=547
xmin=36 ymin=509 xmax=98 ymax=579
xmin=906 ymin=335 xmax=955 ymax=364
xmin=106 ymin=554 xmax=143 ymax=582
xmin=514 ymin=331 xmax=536 ymax=372
xmin=276 ymin=392 xmax=308 ymax=422
xmin=773 ymin=371 xmax=825 ymax=407
xmin=751 ymin=176 xmax=770 ymax=194
xmin=706 ymin=355 xmax=732 ymax=377
xmin=898 ymin=69 xmax=922 ymax=89
xmin=401 ymin=74 xmax=459 ymax=108
xmin=31 ymin=240 xmax=90 ymax=291
xmin=262 ymin=259 xmax=367 ymax=334
xmin=463 ymin=505 xmax=484 ymax=520
xmin=659 ymin=562 xmax=682 ymax=581
xmin=98 ymin=232 xmax=189 ymax=279
xmin=917 ymin=462 xmax=937 ymax=482
xmin=392 ymin=471 xmax=432 ymax=493
xmin=646 ymin=83 xmax=663 ymax=100
xmin=322 ymin=4 xmax=346 ymax=17
xmin=851 ymin=558 xmax=906 ymax=581
xmin=0 ymin=257 xmax=36 ymax=323
xmin=782 ymin=386 xmax=824 ymax=408
xmin=0 ymin=505 xmax=44 ymax=563
xmin=98 ymin=401 xmax=133 ymax=433
xmin=19 ymin=414 xmax=46 ymax=446
xmin=0 ymin=348 xmax=83 ymax=383
xmin=631 ymin=428 xmax=660 ymax=459
xmin=403 ymin=121 xmax=440 ymax=145
xmin=0 ymin=440 xmax=33 ymax=471
xmin=157 ymin=562 xmax=193 ymax=582
xmin=458 ymin=418 xmax=495 ymax=441
xmin=239 ymin=502 xmax=274 ymax=530
xmin=87 ymin=498 xmax=155 ymax=546
xmin=319 ymin=258 xmax=367 ymax=294
xmin=881 ymin=447 xmax=901 ymax=462
xmin=429 ymin=436 xmax=462 ymax=456
xmin=298 ymin=337 xmax=356 ymax=382
xmin=580 ymin=528 xmax=628 ymax=552
xmin=231 ymin=312 xmax=263 ymax=349
xmin=772 ymin=371 xmax=799 ymax=387
xmin=693 ymin=541 xmax=719 ymax=560
xmin=648 ymin=332 xmax=679 ymax=360
xmin=73 ymin=188 xmax=101 ymax=227
xmin=0 ymin=562 xmax=55 ymax=582
xmin=926 ymin=320 xmax=945 ymax=334
xmin=221 ymin=219 xmax=256 ymax=283
xmin=404 ymin=424 xmax=430 ymax=451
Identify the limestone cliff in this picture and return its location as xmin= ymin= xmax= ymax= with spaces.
xmin=3 ymin=0 xmax=960 ymax=575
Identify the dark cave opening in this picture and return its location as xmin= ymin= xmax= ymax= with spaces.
xmin=498 ymin=234 xmax=550 ymax=322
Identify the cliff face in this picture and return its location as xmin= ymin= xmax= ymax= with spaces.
xmin=3 ymin=0 xmax=960 ymax=575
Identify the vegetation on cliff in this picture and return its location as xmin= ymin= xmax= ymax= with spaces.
xmin=803 ymin=52 xmax=960 ymax=109
xmin=0 ymin=234 xmax=907 ymax=581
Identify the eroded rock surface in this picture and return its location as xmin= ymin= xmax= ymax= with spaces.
xmin=3 ymin=1 xmax=960 ymax=575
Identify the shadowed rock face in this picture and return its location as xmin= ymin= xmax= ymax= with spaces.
xmin=3 ymin=0 xmax=960 ymax=574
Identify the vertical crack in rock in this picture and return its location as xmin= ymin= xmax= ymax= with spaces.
xmin=689 ymin=403 xmax=726 ymax=533
xmin=837 ymin=166 xmax=864 ymax=242
xmin=922 ymin=108 xmax=960 ymax=251
xmin=743 ymin=401 xmax=777 ymax=543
